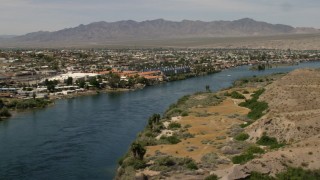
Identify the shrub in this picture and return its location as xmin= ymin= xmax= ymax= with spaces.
xmin=243 ymin=90 xmax=250 ymax=94
xmin=232 ymin=153 xmax=254 ymax=164
xmin=246 ymin=171 xmax=275 ymax=180
xmin=205 ymin=174 xmax=219 ymax=180
xmin=246 ymin=167 xmax=320 ymax=180
xmin=150 ymin=156 xmax=198 ymax=172
xmin=240 ymin=122 xmax=253 ymax=128
xmin=156 ymin=156 xmax=176 ymax=166
xmin=177 ymin=95 xmax=190 ymax=106
xmin=144 ymin=131 xmax=155 ymax=138
xmin=251 ymin=89 xmax=265 ymax=99
xmin=235 ymin=133 xmax=250 ymax=141
xmin=118 ymin=154 xmax=128 ymax=166
xmin=201 ymin=153 xmax=218 ymax=165
xmin=168 ymin=122 xmax=181 ymax=129
xmin=180 ymin=132 xmax=195 ymax=139
xmin=181 ymin=111 xmax=189 ymax=116
xmin=276 ymin=167 xmax=320 ymax=180
xmin=15 ymin=99 xmax=51 ymax=109
xmin=0 ymin=107 xmax=11 ymax=117
xmin=5 ymin=100 xmax=18 ymax=109
xmin=232 ymin=146 xmax=264 ymax=164
xmin=165 ymin=108 xmax=183 ymax=118
xmin=256 ymin=134 xmax=285 ymax=149
xmin=246 ymin=146 xmax=264 ymax=154
xmin=186 ymin=161 xmax=198 ymax=170
xmin=122 ymin=157 xmax=146 ymax=170
xmin=239 ymin=89 xmax=268 ymax=120
xmin=176 ymin=157 xmax=198 ymax=170
xmin=160 ymin=135 xmax=181 ymax=144
xmin=230 ymin=91 xmax=246 ymax=99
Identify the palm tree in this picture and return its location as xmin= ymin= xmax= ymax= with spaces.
xmin=148 ymin=113 xmax=161 ymax=129
xmin=131 ymin=142 xmax=146 ymax=160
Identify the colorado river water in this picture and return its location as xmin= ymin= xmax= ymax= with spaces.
xmin=1 ymin=61 xmax=319 ymax=180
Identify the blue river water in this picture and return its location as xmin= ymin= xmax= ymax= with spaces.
xmin=1 ymin=61 xmax=320 ymax=180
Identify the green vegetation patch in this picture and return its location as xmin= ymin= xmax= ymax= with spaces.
xmin=235 ymin=133 xmax=250 ymax=141
xmin=232 ymin=146 xmax=264 ymax=164
xmin=121 ymin=157 xmax=146 ymax=170
xmin=7 ymin=99 xmax=52 ymax=110
xmin=256 ymin=134 xmax=285 ymax=149
xmin=160 ymin=135 xmax=181 ymax=144
xmin=239 ymin=89 xmax=268 ymax=120
xmin=149 ymin=156 xmax=198 ymax=172
xmin=246 ymin=167 xmax=320 ymax=180
xmin=230 ymin=91 xmax=246 ymax=99
xmin=0 ymin=107 xmax=11 ymax=118
xmin=168 ymin=122 xmax=182 ymax=129
xmin=232 ymin=153 xmax=255 ymax=164
xmin=204 ymin=174 xmax=219 ymax=180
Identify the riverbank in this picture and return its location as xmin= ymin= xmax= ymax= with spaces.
xmin=0 ymin=70 xmax=220 ymax=120
xmin=116 ymin=69 xmax=320 ymax=179
xmin=115 ymin=73 xmax=283 ymax=179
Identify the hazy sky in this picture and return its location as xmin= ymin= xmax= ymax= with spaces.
xmin=1 ymin=0 xmax=319 ymax=35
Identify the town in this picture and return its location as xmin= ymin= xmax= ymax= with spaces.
xmin=0 ymin=48 xmax=320 ymax=100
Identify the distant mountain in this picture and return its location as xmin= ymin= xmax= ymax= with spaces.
xmin=1 ymin=18 xmax=319 ymax=47
xmin=0 ymin=35 xmax=17 ymax=39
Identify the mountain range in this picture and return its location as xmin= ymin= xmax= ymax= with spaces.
xmin=1 ymin=18 xmax=319 ymax=48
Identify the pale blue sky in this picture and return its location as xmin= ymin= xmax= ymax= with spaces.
xmin=1 ymin=0 xmax=319 ymax=35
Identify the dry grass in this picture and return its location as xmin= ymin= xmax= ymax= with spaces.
xmin=146 ymin=98 xmax=249 ymax=162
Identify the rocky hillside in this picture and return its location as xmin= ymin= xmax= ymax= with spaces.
xmin=248 ymin=69 xmax=320 ymax=142
xmin=222 ymin=69 xmax=320 ymax=179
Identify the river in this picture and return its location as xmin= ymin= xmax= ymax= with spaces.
xmin=1 ymin=62 xmax=320 ymax=180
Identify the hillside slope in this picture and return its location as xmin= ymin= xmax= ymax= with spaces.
xmin=223 ymin=69 xmax=320 ymax=179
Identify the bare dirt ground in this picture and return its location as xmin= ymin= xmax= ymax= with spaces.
xmin=4 ymin=33 xmax=320 ymax=50
xmin=146 ymin=98 xmax=249 ymax=162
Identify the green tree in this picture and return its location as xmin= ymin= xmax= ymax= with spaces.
xmin=47 ymin=84 xmax=55 ymax=92
xmin=0 ymin=99 xmax=4 ymax=109
xmin=148 ymin=113 xmax=161 ymax=129
xmin=66 ymin=77 xmax=73 ymax=85
xmin=76 ymin=79 xmax=86 ymax=88
xmin=118 ymin=80 xmax=127 ymax=88
xmin=131 ymin=142 xmax=146 ymax=160
xmin=137 ymin=76 xmax=147 ymax=84
xmin=0 ymin=107 xmax=11 ymax=117
xmin=44 ymin=79 xmax=58 ymax=92
xmin=205 ymin=85 xmax=211 ymax=92
xmin=32 ymin=92 xmax=36 ymax=99
xmin=108 ymin=73 xmax=120 ymax=88
xmin=127 ymin=77 xmax=135 ymax=88
xmin=89 ymin=77 xmax=100 ymax=88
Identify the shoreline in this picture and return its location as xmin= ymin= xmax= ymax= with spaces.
xmin=115 ymin=72 xmax=284 ymax=179
xmin=1 ymin=60 xmax=319 ymax=120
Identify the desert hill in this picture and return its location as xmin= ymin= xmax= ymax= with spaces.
xmin=223 ymin=69 xmax=320 ymax=179
xmin=1 ymin=18 xmax=319 ymax=48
